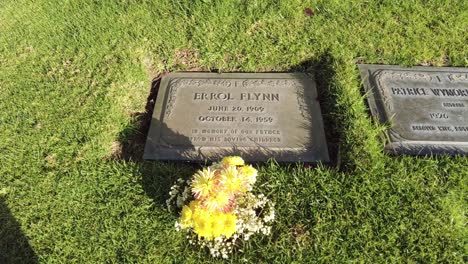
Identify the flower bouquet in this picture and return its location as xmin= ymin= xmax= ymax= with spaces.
xmin=166 ymin=156 xmax=275 ymax=258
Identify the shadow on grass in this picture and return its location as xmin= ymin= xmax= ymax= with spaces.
xmin=115 ymin=77 xmax=162 ymax=162
xmin=289 ymin=52 xmax=342 ymax=167
xmin=112 ymin=75 xmax=197 ymax=206
xmin=0 ymin=198 xmax=38 ymax=264
xmin=115 ymin=52 xmax=347 ymax=205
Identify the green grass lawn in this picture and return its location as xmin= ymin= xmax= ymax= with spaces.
xmin=1 ymin=0 xmax=467 ymax=262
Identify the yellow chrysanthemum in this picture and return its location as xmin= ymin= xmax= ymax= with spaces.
xmin=203 ymin=190 xmax=232 ymax=213
xmin=190 ymin=200 xmax=206 ymax=220
xmin=193 ymin=220 xmax=213 ymax=240
xmin=191 ymin=168 xmax=216 ymax=198
xmin=211 ymin=212 xmax=227 ymax=238
xmin=221 ymin=156 xmax=245 ymax=166
xmin=222 ymin=213 xmax=237 ymax=238
xmin=238 ymin=165 xmax=257 ymax=185
xmin=180 ymin=205 xmax=193 ymax=228
xmin=221 ymin=166 xmax=245 ymax=194
xmin=192 ymin=208 xmax=214 ymax=240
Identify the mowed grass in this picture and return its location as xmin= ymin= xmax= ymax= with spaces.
xmin=1 ymin=0 xmax=467 ymax=263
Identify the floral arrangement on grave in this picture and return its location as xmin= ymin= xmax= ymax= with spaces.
xmin=166 ymin=156 xmax=275 ymax=258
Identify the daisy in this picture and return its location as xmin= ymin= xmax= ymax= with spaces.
xmin=202 ymin=190 xmax=233 ymax=213
xmin=221 ymin=166 xmax=246 ymax=195
xmin=191 ymin=168 xmax=216 ymax=198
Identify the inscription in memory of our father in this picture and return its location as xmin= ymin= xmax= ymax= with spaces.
xmin=359 ymin=64 xmax=468 ymax=155
xmin=143 ymin=72 xmax=329 ymax=162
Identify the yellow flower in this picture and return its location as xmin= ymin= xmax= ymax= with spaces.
xmin=221 ymin=166 xmax=245 ymax=194
xmin=203 ymin=191 xmax=232 ymax=213
xmin=192 ymin=208 xmax=214 ymax=240
xmin=238 ymin=165 xmax=257 ymax=185
xmin=221 ymin=156 xmax=245 ymax=166
xmin=193 ymin=219 xmax=213 ymax=240
xmin=180 ymin=205 xmax=193 ymax=228
xmin=190 ymin=200 xmax=206 ymax=221
xmin=222 ymin=213 xmax=237 ymax=238
xmin=211 ymin=212 xmax=227 ymax=238
xmin=191 ymin=168 xmax=216 ymax=198
xmin=189 ymin=201 xmax=238 ymax=240
xmin=209 ymin=212 xmax=237 ymax=239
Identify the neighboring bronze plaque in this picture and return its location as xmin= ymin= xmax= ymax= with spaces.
xmin=359 ymin=65 xmax=468 ymax=155
xmin=144 ymin=72 xmax=329 ymax=162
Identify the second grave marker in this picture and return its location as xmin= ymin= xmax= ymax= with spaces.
xmin=359 ymin=65 xmax=468 ymax=155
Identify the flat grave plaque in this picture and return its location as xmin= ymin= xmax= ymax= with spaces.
xmin=359 ymin=64 xmax=468 ymax=155
xmin=144 ymin=72 xmax=329 ymax=162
